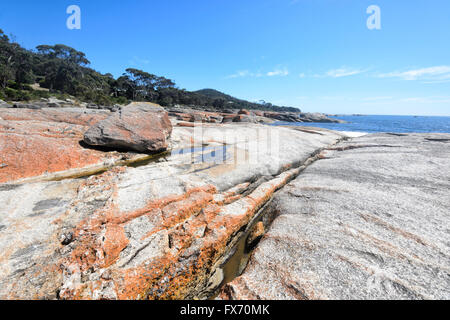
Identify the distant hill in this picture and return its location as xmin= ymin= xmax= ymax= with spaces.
xmin=194 ymin=89 xmax=235 ymax=100
xmin=194 ymin=89 xmax=301 ymax=113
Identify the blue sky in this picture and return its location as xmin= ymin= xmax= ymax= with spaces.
xmin=1 ymin=0 xmax=450 ymax=115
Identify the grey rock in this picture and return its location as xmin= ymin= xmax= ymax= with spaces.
xmin=299 ymin=112 xmax=345 ymax=123
xmin=60 ymin=232 xmax=74 ymax=245
xmin=12 ymin=103 xmax=42 ymax=110
xmin=223 ymin=133 xmax=450 ymax=300
xmin=0 ymin=100 xmax=11 ymax=108
xmin=83 ymin=102 xmax=173 ymax=153
xmin=87 ymin=103 xmax=99 ymax=110
xmin=46 ymin=102 xmax=61 ymax=108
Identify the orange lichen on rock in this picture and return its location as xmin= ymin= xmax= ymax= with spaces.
xmin=0 ymin=108 xmax=108 ymax=126
xmin=177 ymin=121 xmax=195 ymax=127
xmin=58 ymin=164 xmax=301 ymax=300
xmin=103 ymin=224 xmax=130 ymax=267
xmin=0 ymin=119 xmax=113 ymax=183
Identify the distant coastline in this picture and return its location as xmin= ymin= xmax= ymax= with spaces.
xmin=273 ymin=114 xmax=450 ymax=133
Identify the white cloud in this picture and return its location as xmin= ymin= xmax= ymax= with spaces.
xmin=227 ymin=67 xmax=288 ymax=78
xmin=226 ymin=70 xmax=265 ymax=79
xmin=378 ymin=66 xmax=450 ymax=81
xmin=227 ymin=70 xmax=251 ymax=79
xmin=267 ymin=68 xmax=289 ymax=77
xmin=311 ymin=67 xmax=367 ymax=78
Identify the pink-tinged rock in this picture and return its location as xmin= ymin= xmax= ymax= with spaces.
xmin=0 ymin=107 xmax=110 ymax=126
xmin=238 ymin=109 xmax=251 ymax=115
xmin=0 ymin=107 xmax=118 ymax=184
xmin=83 ymin=102 xmax=173 ymax=153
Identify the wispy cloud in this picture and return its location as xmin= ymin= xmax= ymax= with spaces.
xmin=362 ymin=96 xmax=393 ymax=101
xmin=317 ymin=67 xmax=368 ymax=78
xmin=378 ymin=66 xmax=450 ymax=82
xmin=399 ymin=96 xmax=450 ymax=104
xmin=360 ymin=96 xmax=450 ymax=106
xmin=227 ymin=67 xmax=288 ymax=78
xmin=226 ymin=70 xmax=258 ymax=79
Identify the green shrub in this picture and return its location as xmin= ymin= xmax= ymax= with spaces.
xmin=113 ymin=96 xmax=128 ymax=105
xmin=3 ymin=87 xmax=33 ymax=101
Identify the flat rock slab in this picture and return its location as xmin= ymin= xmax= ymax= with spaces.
xmin=222 ymin=133 xmax=450 ymax=300
xmin=0 ymin=122 xmax=346 ymax=299
xmin=83 ymin=102 xmax=172 ymax=153
xmin=0 ymin=107 xmax=110 ymax=125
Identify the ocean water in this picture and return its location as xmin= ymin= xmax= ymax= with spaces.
xmin=273 ymin=115 xmax=450 ymax=133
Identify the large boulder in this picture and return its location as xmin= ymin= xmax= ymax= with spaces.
xmin=264 ymin=112 xmax=301 ymax=122
xmin=238 ymin=109 xmax=251 ymax=115
xmin=233 ymin=114 xmax=257 ymax=123
xmin=83 ymin=102 xmax=172 ymax=153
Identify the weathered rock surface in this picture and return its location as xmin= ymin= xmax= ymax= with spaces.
xmin=0 ymin=108 xmax=116 ymax=184
xmin=167 ymin=106 xmax=340 ymax=124
xmin=298 ymin=112 xmax=345 ymax=123
xmin=0 ymin=117 xmax=346 ymax=299
xmin=0 ymin=107 xmax=110 ymax=126
xmin=221 ymin=133 xmax=450 ymax=300
xmin=262 ymin=112 xmax=344 ymax=123
xmin=83 ymin=102 xmax=173 ymax=153
xmin=0 ymin=100 xmax=11 ymax=108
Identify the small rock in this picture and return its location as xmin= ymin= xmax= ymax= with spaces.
xmin=46 ymin=102 xmax=61 ymax=108
xmin=233 ymin=114 xmax=257 ymax=123
xmin=60 ymin=232 xmax=73 ymax=245
xmin=246 ymin=221 xmax=265 ymax=249
xmin=87 ymin=103 xmax=99 ymax=110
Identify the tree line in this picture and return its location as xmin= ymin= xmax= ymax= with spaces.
xmin=0 ymin=28 xmax=300 ymax=112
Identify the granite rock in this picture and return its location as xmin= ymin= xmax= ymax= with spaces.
xmin=83 ymin=102 xmax=173 ymax=153
xmin=221 ymin=133 xmax=450 ymax=300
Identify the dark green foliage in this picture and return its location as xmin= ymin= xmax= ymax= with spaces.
xmin=0 ymin=28 xmax=300 ymax=112
xmin=194 ymin=89 xmax=300 ymax=112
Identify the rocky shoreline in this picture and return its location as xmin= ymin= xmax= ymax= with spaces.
xmin=0 ymin=101 xmax=448 ymax=300
xmin=0 ymin=98 xmax=344 ymax=124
